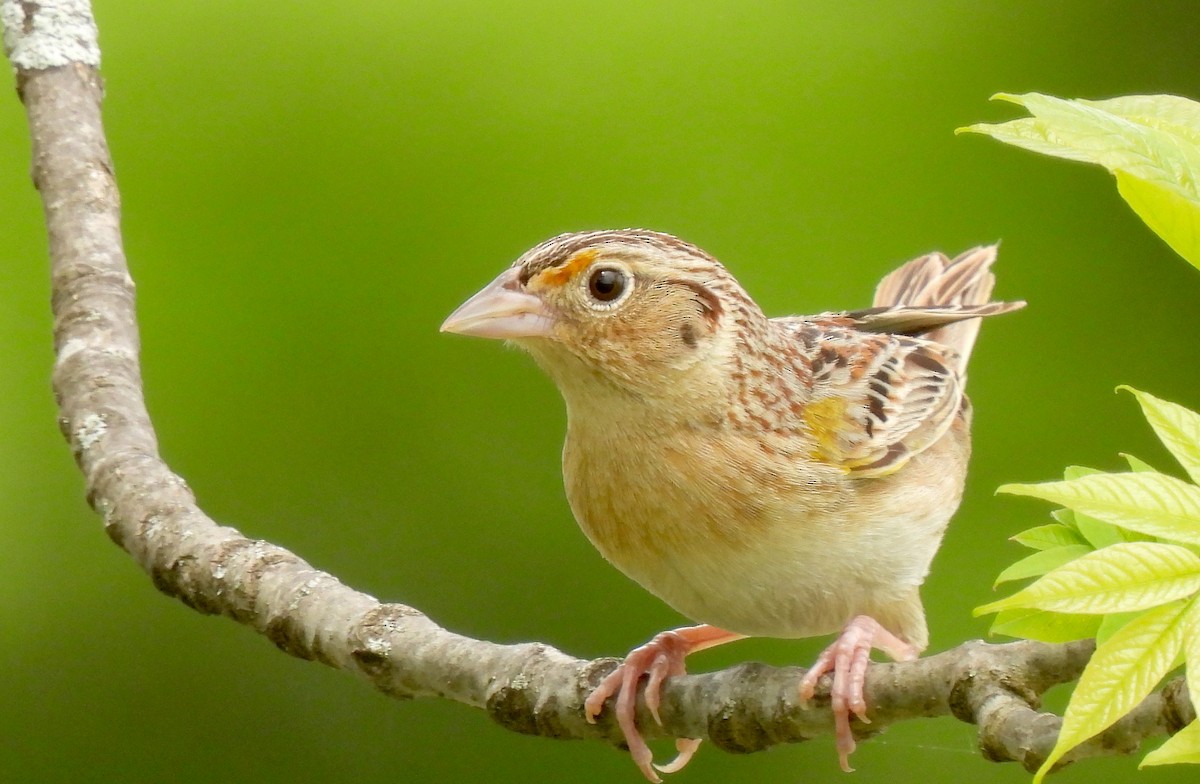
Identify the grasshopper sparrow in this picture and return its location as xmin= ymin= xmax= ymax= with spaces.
xmin=442 ymin=230 xmax=1022 ymax=780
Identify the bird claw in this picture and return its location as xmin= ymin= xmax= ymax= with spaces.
xmin=654 ymin=738 xmax=703 ymax=775
xmin=798 ymin=615 xmax=919 ymax=772
xmin=586 ymin=630 xmax=694 ymax=782
xmin=644 ymin=649 xmax=683 ymax=726
xmin=585 ymin=625 xmax=741 ymax=781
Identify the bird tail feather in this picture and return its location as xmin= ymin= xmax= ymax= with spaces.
xmin=872 ymin=245 xmax=1021 ymax=371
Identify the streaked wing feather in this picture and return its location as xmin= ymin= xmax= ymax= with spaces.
xmin=800 ymin=329 xmax=962 ymax=478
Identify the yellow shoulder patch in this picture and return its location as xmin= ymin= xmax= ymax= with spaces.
xmin=803 ymin=396 xmax=847 ymax=460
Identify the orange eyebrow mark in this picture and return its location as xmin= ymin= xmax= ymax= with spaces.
xmin=536 ymin=249 xmax=598 ymax=288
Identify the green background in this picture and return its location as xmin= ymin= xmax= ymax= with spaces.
xmin=3 ymin=2 xmax=1199 ymax=783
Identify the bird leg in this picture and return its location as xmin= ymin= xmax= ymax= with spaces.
xmin=797 ymin=615 xmax=919 ymax=772
xmin=585 ymin=624 xmax=744 ymax=782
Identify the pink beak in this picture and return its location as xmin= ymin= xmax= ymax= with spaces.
xmin=441 ymin=267 xmax=556 ymax=340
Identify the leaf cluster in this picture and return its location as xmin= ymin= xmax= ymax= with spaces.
xmin=976 ymin=389 xmax=1200 ymax=775
xmin=960 ymin=91 xmax=1200 ymax=777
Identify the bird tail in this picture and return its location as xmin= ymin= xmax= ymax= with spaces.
xmin=872 ymin=245 xmax=1022 ymax=371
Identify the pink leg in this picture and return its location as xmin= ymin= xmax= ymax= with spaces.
xmin=585 ymin=625 xmax=744 ymax=782
xmin=797 ymin=616 xmax=919 ymax=772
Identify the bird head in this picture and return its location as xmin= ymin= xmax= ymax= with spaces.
xmin=442 ymin=230 xmax=759 ymax=408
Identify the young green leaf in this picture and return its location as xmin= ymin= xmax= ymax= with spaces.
xmin=1074 ymin=511 xmax=1128 ymax=549
xmin=1054 ymin=466 xmax=1129 ymax=547
xmin=1122 ymin=453 xmax=1158 ymax=473
xmin=975 ymin=542 xmax=1200 ymax=616
xmin=1051 ymin=507 xmax=1078 ymax=530
xmin=1063 ymin=465 xmax=1102 ymax=480
xmin=1117 ymin=171 xmax=1200 ymax=267
xmin=1095 ymin=611 xmax=1141 ymax=645
xmin=1141 ymin=719 xmax=1200 ymax=767
xmin=1000 ymin=472 xmax=1200 ymax=546
xmin=959 ymin=92 xmax=1200 ymax=270
xmin=1035 ymin=600 xmax=1189 ymax=782
xmin=1086 ymin=95 xmax=1200 ymax=145
xmin=961 ymin=93 xmax=1200 ymax=194
xmin=1011 ymin=523 xmax=1088 ymax=551
xmin=994 ymin=545 xmax=1092 ymax=586
xmin=1120 ymin=387 xmax=1200 ymax=485
xmin=990 ymin=607 xmax=1101 ymax=643
xmin=1185 ymin=597 xmax=1200 ymax=717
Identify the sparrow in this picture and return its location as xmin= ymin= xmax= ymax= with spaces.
xmin=441 ymin=229 xmax=1022 ymax=780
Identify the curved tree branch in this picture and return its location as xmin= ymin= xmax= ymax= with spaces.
xmin=4 ymin=0 xmax=1192 ymax=776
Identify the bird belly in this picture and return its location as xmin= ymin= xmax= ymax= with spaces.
xmin=564 ymin=424 xmax=967 ymax=642
xmin=648 ymin=495 xmax=953 ymax=639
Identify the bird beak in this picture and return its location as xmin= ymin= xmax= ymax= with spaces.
xmin=441 ymin=267 xmax=555 ymax=339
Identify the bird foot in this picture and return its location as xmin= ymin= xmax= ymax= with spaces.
xmin=585 ymin=625 xmax=741 ymax=782
xmin=798 ymin=615 xmax=919 ymax=772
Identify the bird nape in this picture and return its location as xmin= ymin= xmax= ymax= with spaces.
xmin=442 ymin=229 xmax=1024 ymax=781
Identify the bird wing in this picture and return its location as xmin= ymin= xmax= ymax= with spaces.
xmin=777 ymin=318 xmax=964 ymax=478
xmin=770 ymin=250 xmax=1022 ymax=479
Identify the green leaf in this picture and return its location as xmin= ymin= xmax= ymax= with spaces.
xmin=1185 ymin=598 xmax=1200 ymax=717
xmin=1142 ymin=719 xmax=1200 ymax=766
xmin=1122 ymin=453 xmax=1158 ymax=473
xmin=1095 ymin=611 xmax=1141 ymax=645
xmin=1036 ymin=600 xmax=1189 ymax=782
xmin=959 ymin=92 xmax=1200 ymax=271
xmin=1011 ymin=523 xmax=1088 ymax=551
xmin=990 ymin=607 xmax=1101 ymax=643
xmin=975 ymin=542 xmax=1200 ymax=616
xmin=1051 ymin=507 xmax=1078 ymax=530
xmin=1086 ymin=94 xmax=1200 ymax=147
xmin=1117 ymin=171 xmax=1200 ymax=267
xmin=1074 ymin=511 xmax=1129 ymax=548
xmin=999 ymin=473 xmax=1200 ymax=546
xmin=1063 ymin=465 xmax=1102 ymax=480
xmin=994 ymin=545 xmax=1092 ymax=586
xmin=1120 ymin=387 xmax=1200 ymax=485
xmin=962 ymin=93 xmax=1200 ymax=195
xmin=1051 ymin=466 xmax=1129 ymax=547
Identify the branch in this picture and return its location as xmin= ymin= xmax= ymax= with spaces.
xmin=4 ymin=0 xmax=1191 ymax=775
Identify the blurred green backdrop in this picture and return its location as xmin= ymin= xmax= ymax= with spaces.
xmin=3 ymin=2 xmax=1199 ymax=783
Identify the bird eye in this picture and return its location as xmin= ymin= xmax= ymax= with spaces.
xmin=587 ymin=267 xmax=628 ymax=304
